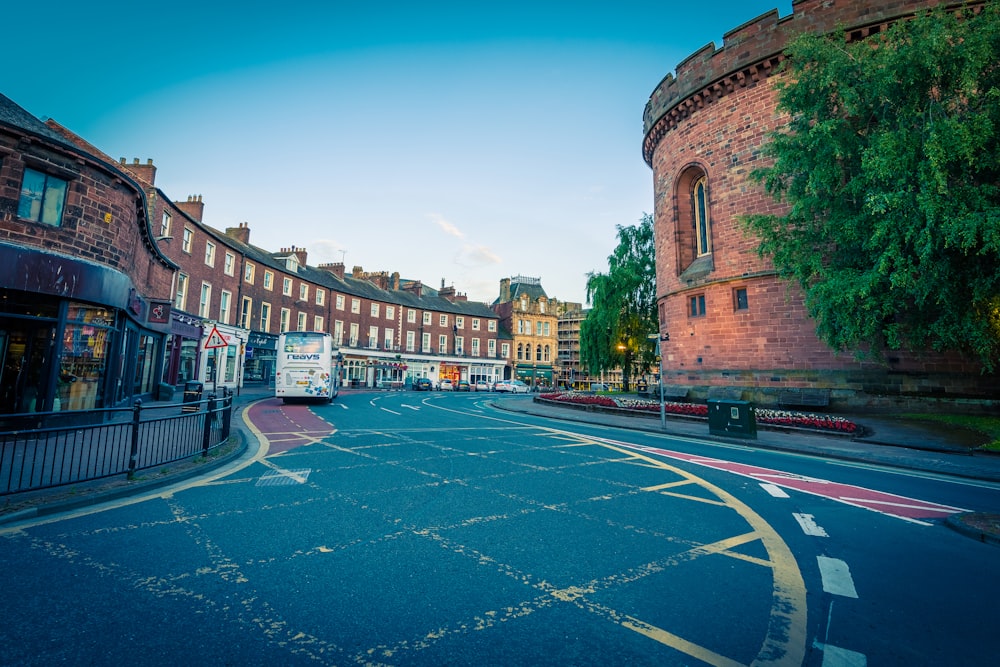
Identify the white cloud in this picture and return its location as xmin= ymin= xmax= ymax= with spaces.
xmin=430 ymin=213 xmax=465 ymax=239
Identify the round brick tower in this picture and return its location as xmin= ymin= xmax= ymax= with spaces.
xmin=642 ymin=0 xmax=996 ymax=411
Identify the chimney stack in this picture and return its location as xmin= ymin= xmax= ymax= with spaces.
xmin=225 ymin=221 xmax=250 ymax=244
xmin=175 ymin=195 xmax=204 ymax=222
xmin=120 ymin=157 xmax=157 ymax=186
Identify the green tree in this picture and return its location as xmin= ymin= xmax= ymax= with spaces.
xmin=742 ymin=4 xmax=1000 ymax=371
xmin=581 ymin=213 xmax=658 ymax=391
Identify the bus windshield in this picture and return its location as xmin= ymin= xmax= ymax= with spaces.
xmin=282 ymin=333 xmax=327 ymax=354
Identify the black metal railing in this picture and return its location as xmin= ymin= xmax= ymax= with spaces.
xmin=0 ymin=392 xmax=233 ymax=496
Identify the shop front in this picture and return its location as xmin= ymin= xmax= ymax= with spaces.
xmin=198 ymin=323 xmax=249 ymax=394
xmin=246 ymin=331 xmax=277 ymax=384
xmin=515 ymin=363 xmax=553 ymax=389
xmin=161 ymin=310 xmax=203 ymax=393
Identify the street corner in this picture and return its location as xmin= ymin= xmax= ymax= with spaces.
xmin=945 ymin=512 xmax=1000 ymax=546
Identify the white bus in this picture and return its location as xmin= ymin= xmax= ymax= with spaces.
xmin=275 ymin=331 xmax=341 ymax=403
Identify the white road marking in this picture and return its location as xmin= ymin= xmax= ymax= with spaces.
xmin=760 ymin=483 xmax=790 ymax=498
xmin=401 ymin=404 xmax=420 ymax=411
xmin=814 ymin=641 xmax=867 ymax=666
xmin=793 ymin=513 xmax=829 ymax=537
xmin=380 ymin=407 xmax=401 ymax=415
xmin=817 ymin=556 xmax=858 ymax=598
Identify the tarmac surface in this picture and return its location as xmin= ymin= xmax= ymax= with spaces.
xmin=3 ymin=385 xmax=998 ymax=544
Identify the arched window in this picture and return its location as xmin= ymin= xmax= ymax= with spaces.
xmin=675 ymin=166 xmax=714 ymax=277
xmin=517 ymin=343 xmax=523 ymax=360
xmin=543 ymin=345 xmax=551 ymax=362
xmin=536 ymin=345 xmax=542 ymax=362
xmin=694 ymin=176 xmax=711 ymax=256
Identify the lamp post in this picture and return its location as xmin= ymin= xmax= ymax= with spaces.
xmin=647 ymin=333 xmax=666 ymax=429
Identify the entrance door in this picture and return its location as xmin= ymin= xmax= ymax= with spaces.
xmin=0 ymin=323 xmax=55 ymax=413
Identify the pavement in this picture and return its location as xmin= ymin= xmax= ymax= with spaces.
xmin=3 ymin=385 xmax=998 ymax=545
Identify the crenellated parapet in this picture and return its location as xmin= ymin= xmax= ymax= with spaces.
xmin=642 ymin=0 xmax=978 ymax=165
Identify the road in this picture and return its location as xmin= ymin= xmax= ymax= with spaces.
xmin=2 ymin=390 xmax=998 ymax=666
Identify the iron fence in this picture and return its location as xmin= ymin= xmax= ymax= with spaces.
xmin=0 ymin=392 xmax=233 ymax=496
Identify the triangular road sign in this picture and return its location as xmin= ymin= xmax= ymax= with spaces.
xmin=204 ymin=325 xmax=229 ymax=349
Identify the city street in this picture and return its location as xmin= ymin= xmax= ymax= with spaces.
xmin=2 ymin=391 xmax=999 ymax=666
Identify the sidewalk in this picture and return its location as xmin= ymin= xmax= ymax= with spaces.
xmin=3 ymin=387 xmax=998 ymax=544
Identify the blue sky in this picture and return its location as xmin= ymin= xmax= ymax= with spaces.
xmin=6 ymin=1 xmax=791 ymax=305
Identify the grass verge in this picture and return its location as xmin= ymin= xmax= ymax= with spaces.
xmin=903 ymin=413 xmax=1000 ymax=452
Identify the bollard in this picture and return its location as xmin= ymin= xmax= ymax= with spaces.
xmin=127 ymin=399 xmax=142 ymax=479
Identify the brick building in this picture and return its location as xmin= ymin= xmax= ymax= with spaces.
xmin=0 ymin=91 xmax=509 ymax=414
xmin=642 ymin=0 xmax=996 ymax=410
xmin=493 ymin=276 xmax=566 ymax=388
xmin=0 ymin=94 xmax=175 ymax=416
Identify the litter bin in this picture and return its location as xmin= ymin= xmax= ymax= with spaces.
xmin=182 ymin=381 xmax=203 ymax=413
xmin=707 ymin=399 xmax=757 ymax=439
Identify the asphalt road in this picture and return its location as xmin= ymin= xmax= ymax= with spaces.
xmin=2 ymin=391 xmax=998 ymax=666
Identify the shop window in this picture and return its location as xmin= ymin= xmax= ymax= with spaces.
xmin=18 ymin=167 xmax=67 ymax=226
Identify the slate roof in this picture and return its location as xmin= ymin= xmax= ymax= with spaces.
xmin=0 ymin=94 xmax=72 ymax=146
xmin=200 ymin=224 xmax=496 ymax=318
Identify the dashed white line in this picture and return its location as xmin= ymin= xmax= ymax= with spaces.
xmin=760 ymin=482 xmax=790 ymax=498
xmin=793 ymin=513 xmax=829 ymax=537
xmin=815 ymin=641 xmax=867 ymax=666
xmin=817 ymin=556 xmax=858 ymax=598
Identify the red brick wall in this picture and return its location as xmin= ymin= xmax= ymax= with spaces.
xmin=0 ymin=132 xmax=173 ymax=303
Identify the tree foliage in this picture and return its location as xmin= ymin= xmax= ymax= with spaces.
xmin=580 ymin=213 xmax=658 ymax=390
xmin=741 ymin=4 xmax=1000 ymax=371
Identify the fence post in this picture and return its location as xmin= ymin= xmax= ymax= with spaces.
xmin=202 ymin=393 xmax=216 ymax=457
xmin=127 ymin=399 xmax=142 ymax=480
xmin=222 ymin=388 xmax=232 ymax=441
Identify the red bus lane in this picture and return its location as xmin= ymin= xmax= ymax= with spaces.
xmin=601 ymin=438 xmax=969 ymax=524
xmin=246 ymin=398 xmax=335 ymax=455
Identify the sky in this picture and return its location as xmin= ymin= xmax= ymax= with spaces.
xmin=5 ymin=1 xmax=792 ymax=306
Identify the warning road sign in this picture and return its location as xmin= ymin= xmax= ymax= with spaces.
xmin=204 ymin=325 xmax=229 ymax=349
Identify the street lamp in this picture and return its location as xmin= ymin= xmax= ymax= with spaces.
xmin=647 ymin=333 xmax=666 ymax=429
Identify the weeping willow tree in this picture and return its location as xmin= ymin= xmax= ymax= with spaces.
xmin=580 ymin=213 xmax=658 ymax=391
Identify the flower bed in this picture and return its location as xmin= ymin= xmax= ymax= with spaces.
xmin=540 ymin=391 xmax=858 ymax=434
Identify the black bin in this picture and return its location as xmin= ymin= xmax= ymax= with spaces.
xmin=707 ymin=399 xmax=757 ymax=439
xmin=182 ymin=381 xmax=203 ymax=413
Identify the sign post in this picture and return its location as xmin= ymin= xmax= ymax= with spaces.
xmin=204 ymin=325 xmax=229 ymax=392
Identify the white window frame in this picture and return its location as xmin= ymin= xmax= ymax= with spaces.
xmin=175 ymin=273 xmax=188 ymax=311
xmin=219 ymin=290 xmax=232 ymax=325
xmin=199 ymin=282 xmax=212 ymax=318
xmin=260 ymin=302 xmax=271 ymax=333
xmin=204 ymin=242 xmax=215 ymax=267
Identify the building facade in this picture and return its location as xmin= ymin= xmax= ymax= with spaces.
xmin=0 ymin=92 xmax=511 ymax=416
xmin=642 ymin=0 xmax=996 ymax=409
xmin=0 ymin=95 xmax=175 ymax=417
xmin=493 ymin=276 xmax=562 ymax=388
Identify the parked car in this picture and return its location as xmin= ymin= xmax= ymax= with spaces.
xmin=413 ymin=378 xmax=433 ymax=391
xmin=457 ymin=380 xmax=471 ymax=391
xmin=474 ymin=380 xmax=491 ymax=391
xmin=439 ymin=379 xmax=454 ymax=391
